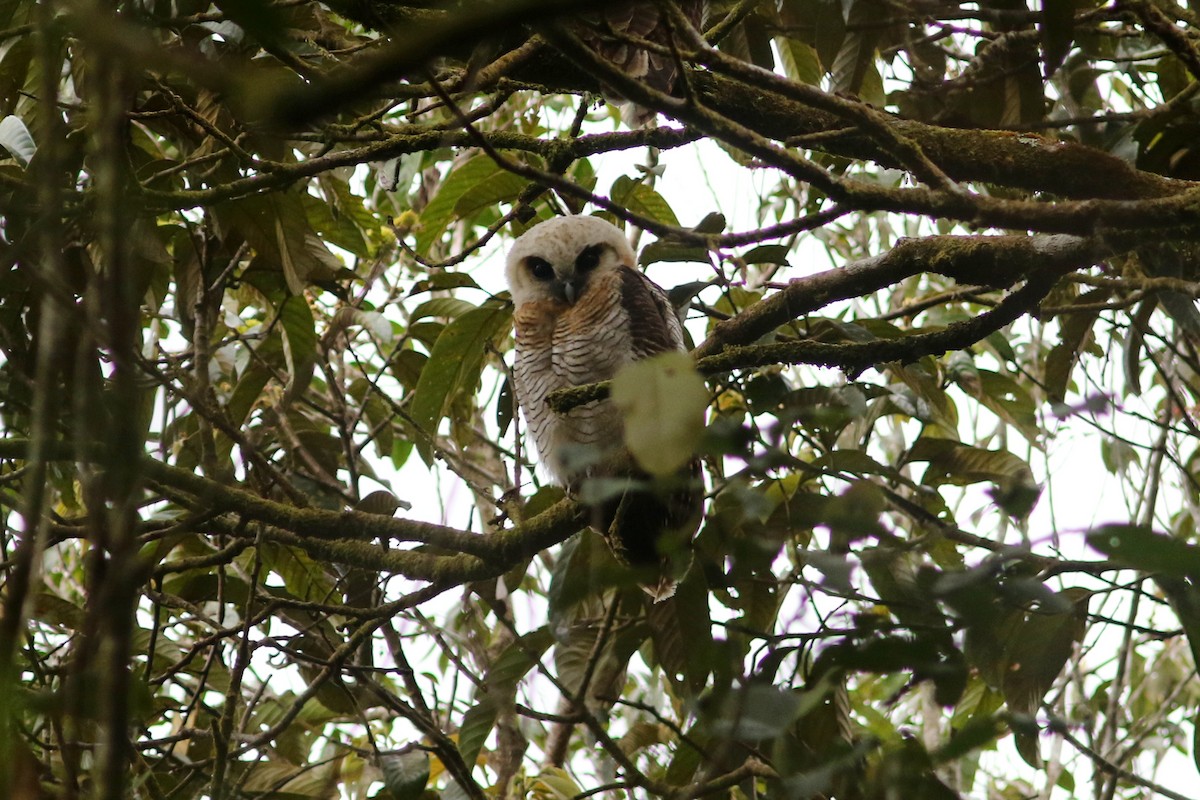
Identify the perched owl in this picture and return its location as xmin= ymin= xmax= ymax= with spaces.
xmin=505 ymin=215 xmax=702 ymax=598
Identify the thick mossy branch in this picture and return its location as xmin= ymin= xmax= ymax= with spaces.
xmin=538 ymin=23 xmax=1200 ymax=237
xmin=112 ymin=17 xmax=1200 ymax=234
xmin=694 ymin=232 xmax=1106 ymax=358
xmin=683 ymin=72 xmax=1178 ymax=203
xmin=257 ymin=497 xmax=586 ymax=584
xmin=698 ymin=270 xmax=1059 ymax=378
xmin=138 ymin=456 xmax=495 ymax=554
xmin=136 ymin=125 xmax=700 ymax=211
xmin=185 ymin=1 xmax=1194 ymax=216
xmin=530 ymin=18 xmax=1185 ymax=203
xmin=298 ymin=0 xmax=614 ymax=122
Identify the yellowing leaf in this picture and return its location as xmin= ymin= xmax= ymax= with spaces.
xmin=611 ymin=352 xmax=707 ymax=477
xmin=531 ymin=767 xmax=583 ymax=800
xmin=777 ymin=38 xmax=823 ymax=85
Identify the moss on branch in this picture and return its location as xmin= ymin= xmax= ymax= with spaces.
xmin=694 ymin=233 xmax=1105 ymax=359
xmin=0 ymin=439 xmax=589 ymax=585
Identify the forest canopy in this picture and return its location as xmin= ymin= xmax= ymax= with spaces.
xmin=2 ymin=0 xmax=1200 ymax=798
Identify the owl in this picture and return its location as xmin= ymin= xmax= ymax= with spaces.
xmin=505 ymin=215 xmax=702 ymax=599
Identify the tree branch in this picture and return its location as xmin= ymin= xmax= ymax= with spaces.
xmin=0 ymin=438 xmax=590 ymax=585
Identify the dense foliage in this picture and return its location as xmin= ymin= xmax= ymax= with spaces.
xmin=3 ymin=0 xmax=1200 ymax=797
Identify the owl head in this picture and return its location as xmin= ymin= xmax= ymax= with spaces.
xmin=505 ymin=216 xmax=636 ymax=308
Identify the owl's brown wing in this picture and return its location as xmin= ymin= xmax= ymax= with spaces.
xmin=592 ymin=267 xmax=702 ymax=599
xmin=618 ymin=266 xmax=688 ymax=359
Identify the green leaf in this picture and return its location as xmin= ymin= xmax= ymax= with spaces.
xmin=908 ymin=438 xmax=1035 ymax=489
xmin=416 ymin=154 xmax=510 ymax=254
xmin=692 ymin=212 xmax=726 ymax=233
xmin=638 ymin=240 xmax=710 ymax=266
xmin=224 ymin=358 xmax=272 ymax=432
xmin=817 ymin=480 xmax=889 ymax=544
xmin=968 ymin=370 xmax=1041 ymax=445
xmin=664 ymin=723 xmax=706 ymax=785
xmin=409 ymin=301 xmax=511 ymax=463
xmin=29 ymin=592 xmax=86 ymax=630
xmin=610 ymin=175 xmax=680 ymax=227
xmin=301 ymin=190 xmax=369 ymax=258
xmin=892 ymin=362 xmax=959 ymax=433
xmin=235 ymin=759 xmax=343 ymax=797
xmin=648 ymin=567 xmax=714 ymax=696
xmin=379 ymin=750 xmax=430 ymax=800
xmin=487 ymin=626 xmax=554 ymax=692
xmin=706 ymin=683 xmax=803 ymax=740
xmin=457 ymin=694 xmax=499 ymax=770
xmin=1086 ymin=524 xmax=1200 ymax=577
xmin=219 ymin=192 xmax=341 ymax=294
xmin=569 ymin=157 xmax=597 ymax=195
xmin=1039 ymin=0 xmax=1076 ymax=77
xmin=1100 ymin=437 xmax=1140 ymax=476
xmin=459 ymin=626 xmax=555 ymax=770
xmin=496 ymin=374 xmax=514 ymax=436
xmin=0 ymin=36 xmax=33 ymax=117
xmin=965 ymin=609 xmax=1025 ymax=689
xmin=860 ymin=548 xmax=946 ymax=630
xmin=335 ymin=307 xmax=394 ymax=343
xmin=740 ymin=244 xmax=792 ymax=266
xmin=611 ymin=351 xmax=708 ymax=476
xmin=1002 ymin=588 xmax=1089 ymax=714
xmin=1045 ymin=289 xmax=1107 ymax=401
xmin=530 ymin=767 xmax=584 ymax=800
xmin=410 ymin=296 xmax=478 ymax=323
xmin=547 ymin=531 xmax=627 ymax=624
xmin=618 ymin=722 xmax=672 ymax=757
xmin=453 ymin=166 xmax=529 ymax=219
xmin=278 ymin=294 xmax=316 ymax=400
xmin=0 ymin=115 xmax=35 ymax=167
xmin=829 ymin=18 xmax=876 ymax=97
xmin=1012 ymin=715 xmax=1043 ymax=769
xmin=858 ymin=60 xmax=886 ymax=108
xmin=259 ymin=542 xmax=338 ymax=605
xmin=932 ymin=713 xmax=1003 ymax=765
xmin=408 ymin=271 xmax=481 ymax=295
xmin=812 ymin=449 xmax=893 ymax=479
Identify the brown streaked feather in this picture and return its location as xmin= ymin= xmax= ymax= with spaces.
xmin=576 ymin=1 xmax=708 ymax=125
xmin=618 ymin=267 xmax=687 ymax=359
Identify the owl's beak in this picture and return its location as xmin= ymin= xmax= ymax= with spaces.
xmin=555 ymin=278 xmax=579 ymax=305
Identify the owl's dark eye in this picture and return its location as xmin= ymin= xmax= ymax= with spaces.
xmin=575 ymin=244 xmax=603 ymax=272
xmin=526 ymin=257 xmax=554 ymax=281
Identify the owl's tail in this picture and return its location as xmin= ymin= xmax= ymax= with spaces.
xmin=592 ymin=460 xmax=703 ymax=601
